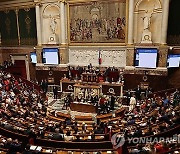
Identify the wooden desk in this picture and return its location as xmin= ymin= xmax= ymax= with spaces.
xmin=101 ymin=82 xmax=123 ymax=96
xmin=70 ymin=102 xmax=97 ymax=113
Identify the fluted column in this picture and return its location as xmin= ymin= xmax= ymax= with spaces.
xmin=60 ymin=1 xmax=66 ymax=44
xmin=35 ymin=3 xmax=42 ymax=46
xmin=127 ymin=0 xmax=135 ymax=44
xmin=161 ymin=0 xmax=170 ymax=44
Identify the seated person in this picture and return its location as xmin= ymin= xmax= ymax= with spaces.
xmin=97 ymin=72 xmax=104 ymax=82
xmin=64 ymin=131 xmax=74 ymax=142
xmin=73 ymin=135 xmax=82 ymax=142
xmin=61 ymin=74 xmax=69 ymax=81
xmin=94 ymin=126 xmax=104 ymax=134
xmin=52 ymin=128 xmax=63 ymax=141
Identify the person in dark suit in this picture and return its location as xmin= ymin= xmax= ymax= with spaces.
xmin=8 ymin=139 xmax=21 ymax=154
xmin=22 ymin=144 xmax=32 ymax=154
xmin=135 ymin=85 xmax=142 ymax=100
xmin=94 ymin=126 xmax=104 ymax=134
xmin=110 ymin=93 xmax=116 ymax=110
xmin=53 ymin=86 xmax=58 ymax=99
xmin=44 ymin=79 xmax=48 ymax=93
xmin=52 ymin=129 xmax=63 ymax=141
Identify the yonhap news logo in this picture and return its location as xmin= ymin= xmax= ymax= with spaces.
xmin=111 ymin=133 xmax=180 ymax=148
xmin=111 ymin=133 xmax=125 ymax=149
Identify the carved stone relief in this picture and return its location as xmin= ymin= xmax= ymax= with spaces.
xmin=69 ymin=49 xmax=99 ymax=66
xmin=101 ymin=50 xmax=126 ymax=67
xmin=69 ymin=48 xmax=126 ymax=67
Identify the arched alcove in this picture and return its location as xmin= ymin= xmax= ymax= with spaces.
xmin=43 ymin=4 xmax=60 ymax=17
xmin=42 ymin=4 xmax=60 ymax=44
xmin=134 ymin=0 xmax=162 ymax=44
xmin=135 ymin=0 xmax=162 ymax=12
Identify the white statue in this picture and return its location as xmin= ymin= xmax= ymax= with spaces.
xmin=50 ymin=16 xmax=57 ymax=34
xmin=142 ymin=10 xmax=153 ymax=30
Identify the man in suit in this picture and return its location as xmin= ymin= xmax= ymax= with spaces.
xmin=110 ymin=93 xmax=116 ymax=110
xmin=135 ymin=85 xmax=142 ymax=100
xmin=53 ymin=85 xmax=58 ymax=99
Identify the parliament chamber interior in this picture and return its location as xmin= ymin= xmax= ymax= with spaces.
xmin=0 ymin=0 xmax=180 ymax=153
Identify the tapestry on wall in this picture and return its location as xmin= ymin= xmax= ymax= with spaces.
xmin=0 ymin=10 xmax=18 ymax=46
xmin=69 ymin=0 xmax=126 ymax=43
xmin=18 ymin=7 xmax=37 ymax=45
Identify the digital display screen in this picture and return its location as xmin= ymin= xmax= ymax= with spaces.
xmin=167 ymin=54 xmax=180 ymax=68
xmin=42 ymin=48 xmax=59 ymax=65
xmin=30 ymin=52 xmax=37 ymax=63
xmin=135 ymin=48 xmax=158 ymax=68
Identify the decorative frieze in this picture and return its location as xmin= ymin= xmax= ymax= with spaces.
xmin=69 ymin=48 xmax=126 ymax=67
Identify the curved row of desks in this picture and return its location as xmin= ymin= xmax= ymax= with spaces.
xmin=0 ymin=124 xmax=179 ymax=150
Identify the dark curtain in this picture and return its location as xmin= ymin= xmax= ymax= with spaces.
xmin=167 ymin=0 xmax=180 ymax=45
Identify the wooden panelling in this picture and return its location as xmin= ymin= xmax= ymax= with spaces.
xmin=123 ymin=74 xmax=168 ymax=91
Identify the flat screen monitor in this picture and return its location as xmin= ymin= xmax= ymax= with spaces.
xmin=135 ymin=48 xmax=158 ymax=68
xmin=30 ymin=52 xmax=37 ymax=63
xmin=167 ymin=54 xmax=180 ymax=68
xmin=42 ymin=48 xmax=59 ymax=65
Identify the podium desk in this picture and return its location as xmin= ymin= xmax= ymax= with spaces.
xmin=70 ymin=102 xmax=97 ymax=113
xmin=60 ymin=80 xmax=124 ymax=97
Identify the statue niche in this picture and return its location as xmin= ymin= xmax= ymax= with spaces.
xmin=141 ymin=9 xmax=153 ymax=44
xmin=43 ymin=4 xmax=60 ymax=44
xmin=135 ymin=0 xmax=162 ymax=44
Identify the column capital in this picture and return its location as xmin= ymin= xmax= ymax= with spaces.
xmin=58 ymin=0 xmax=66 ymax=4
xmin=14 ymin=8 xmax=19 ymax=14
xmin=34 ymin=0 xmax=42 ymax=6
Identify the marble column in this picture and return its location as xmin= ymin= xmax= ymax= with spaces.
xmin=36 ymin=46 xmax=42 ymax=63
xmin=127 ymin=0 xmax=135 ymax=44
xmin=59 ymin=47 xmax=68 ymax=64
xmin=158 ymin=46 xmax=168 ymax=67
xmin=35 ymin=3 xmax=42 ymax=46
xmin=126 ymin=47 xmax=135 ymax=66
xmin=161 ymin=0 xmax=170 ymax=44
xmin=60 ymin=2 xmax=66 ymax=44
